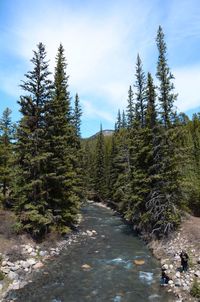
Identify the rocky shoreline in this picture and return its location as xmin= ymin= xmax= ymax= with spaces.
xmin=148 ymin=219 xmax=200 ymax=301
xmin=0 ymin=227 xmax=98 ymax=302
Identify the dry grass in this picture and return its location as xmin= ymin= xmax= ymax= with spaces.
xmin=0 ymin=210 xmax=33 ymax=256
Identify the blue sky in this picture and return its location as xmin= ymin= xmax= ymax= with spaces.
xmin=1 ymin=0 xmax=200 ymax=137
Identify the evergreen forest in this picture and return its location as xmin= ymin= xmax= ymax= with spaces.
xmin=1 ymin=26 xmax=200 ymax=240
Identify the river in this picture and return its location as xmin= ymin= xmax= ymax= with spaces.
xmin=5 ymin=203 xmax=174 ymax=302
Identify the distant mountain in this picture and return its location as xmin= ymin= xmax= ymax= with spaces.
xmin=84 ymin=129 xmax=114 ymax=140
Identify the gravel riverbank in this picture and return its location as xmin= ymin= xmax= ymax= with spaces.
xmin=148 ymin=215 xmax=200 ymax=301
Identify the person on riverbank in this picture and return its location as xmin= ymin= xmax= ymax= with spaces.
xmin=180 ymin=250 xmax=189 ymax=272
xmin=160 ymin=268 xmax=170 ymax=286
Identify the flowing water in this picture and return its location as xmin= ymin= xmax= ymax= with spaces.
xmin=6 ymin=204 xmax=174 ymax=302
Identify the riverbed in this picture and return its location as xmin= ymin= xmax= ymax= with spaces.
xmin=5 ymin=203 xmax=174 ymax=302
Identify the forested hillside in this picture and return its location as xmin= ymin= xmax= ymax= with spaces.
xmin=82 ymin=26 xmax=200 ymax=238
xmin=0 ymin=26 xmax=200 ymax=240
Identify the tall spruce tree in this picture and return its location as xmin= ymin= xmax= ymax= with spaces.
xmin=145 ymin=27 xmax=181 ymax=236
xmin=0 ymin=108 xmax=14 ymax=208
xmin=124 ymin=57 xmax=148 ymax=224
xmin=134 ymin=54 xmax=147 ymax=128
xmin=146 ymin=73 xmax=157 ymax=129
xmin=73 ymin=93 xmax=82 ymax=138
xmin=156 ymin=26 xmax=177 ymax=128
xmin=94 ymin=125 xmax=106 ymax=198
xmin=122 ymin=110 xmax=127 ymax=129
xmin=45 ymin=44 xmax=80 ymax=233
xmin=15 ymin=43 xmax=53 ymax=238
xmin=126 ymin=85 xmax=134 ymax=128
xmin=116 ymin=110 xmax=122 ymax=131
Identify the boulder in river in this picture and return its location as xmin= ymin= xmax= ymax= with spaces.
xmin=134 ymin=259 xmax=145 ymax=265
xmin=81 ymin=264 xmax=92 ymax=270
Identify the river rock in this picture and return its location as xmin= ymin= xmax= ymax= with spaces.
xmin=0 ymin=283 xmax=3 ymax=291
xmin=33 ymin=262 xmax=44 ymax=269
xmin=194 ymin=270 xmax=200 ymax=277
xmin=81 ymin=264 xmax=91 ymax=270
xmin=6 ymin=261 xmax=14 ymax=267
xmin=1 ymin=267 xmax=10 ymax=274
xmin=27 ymin=258 xmax=37 ymax=266
xmin=162 ymin=264 xmax=168 ymax=270
xmin=86 ymin=230 xmax=93 ymax=236
xmin=27 ymin=247 xmax=33 ymax=254
xmin=183 ymin=285 xmax=190 ymax=291
xmin=134 ymin=259 xmax=145 ymax=265
xmin=8 ymin=271 xmax=18 ymax=281
xmin=1 ymin=261 xmax=7 ymax=267
xmin=39 ymin=250 xmax=48 ymax=257
xmin=30 ymin=251 xmax=37 ymax=257
xmin=175 ymin=271 xmax=181 ymax=278
xmin=11 ymin=280 xmax=21 ymax=290
xmin=174 ymin=279 xmax=181 ymax=287
xmin=10 ymin=264 xmax=20 ymax=271
xmin=21 ymin=261 xmax=29 ymax=269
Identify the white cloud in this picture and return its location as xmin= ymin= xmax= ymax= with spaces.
xmin=82 ymin=99 xmax=114 ymax=122
xmin=174 ymin=65 xmax=200 ymax=112
xmin=3 ymin=0 xmax=157 ymax=114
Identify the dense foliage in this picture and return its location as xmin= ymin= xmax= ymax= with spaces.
xmin=0 ymin=43 xmax=82 ymax=239
xmin=82 ymin=26 xmax=200 ymax=238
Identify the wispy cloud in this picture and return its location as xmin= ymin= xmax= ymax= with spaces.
xmin=82 ymin=99 xmax=114 ymax=122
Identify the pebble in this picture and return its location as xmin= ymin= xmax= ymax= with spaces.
xmin=39 ymin=251 xmax=48 ymax=257
xmin=33 ymin=262 xmax=44 ymax=269
xmin=8 ymin=272 xmax=18 ymax=281
xmin=27 ymin=247 xmax=33 ymax=254
xmin=194 ymin=270 xmax=200 ymax=277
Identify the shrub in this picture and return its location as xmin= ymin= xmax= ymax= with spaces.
xmin=12 ymin=221 xmax=23 ymax=234
xmin=190 ymin=279 xmax=200 ymax=298
xmin=0 ymin=271 xmax=4 ymax=281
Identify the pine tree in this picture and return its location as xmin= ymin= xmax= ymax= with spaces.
xmin=73 ymin=93 xmax=82 ymax=138
xmin=122 ymin=110 xmax=127 ymax=129
xmin=0 ymin=108 xmax=15 ymax=208
xmin=111 ymin=129 xmax=130 ymax=211
xmin=156 ymin=26 xmax=177 ymax=128
xmin=15 ymin=43 xmax=53 ymax=238
xmin=116 ymin=110 xmax=122 ymax=131
xmin=126 ymin=85 xmax=134 ymax=128
xmin=146 ymin=73 xmax=157 ymax=129
xmin=45 ymin=44 xmax=80 ymax=233
xmin=123 ymin=57 xmax=148 ymax=224
xmin=145 ymin=27 xmax=181 ymax=236
xmin=94 ymin=125 xmax=106 ymax=198
xmin=134 ymin=54 xmax=147 ymax=128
